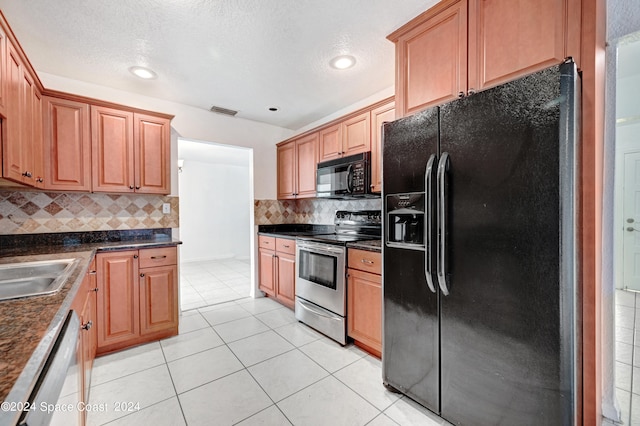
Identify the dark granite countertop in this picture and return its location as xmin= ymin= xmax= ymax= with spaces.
xmin=347 ymin=239 xmax=382 ymax=253
xmin=0 ymin=229 xmax=181 ymax=425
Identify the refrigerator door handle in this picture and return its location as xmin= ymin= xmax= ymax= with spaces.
xmin=424 ymin=154 xmax=437 ymax=293
xmin=437 ymin=152 xmax=450 ymax=296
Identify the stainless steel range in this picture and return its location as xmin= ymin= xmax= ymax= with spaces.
xmin=295 ymin=210 xmax=381 ymax=344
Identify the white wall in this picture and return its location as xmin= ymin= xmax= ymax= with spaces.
xmin=178 ymin=148 xmax=251 ymax=263
xmin=38 ymin=72 xmax=294 ymax=200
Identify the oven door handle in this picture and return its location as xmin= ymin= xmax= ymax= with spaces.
xmin=297 ymin=298 xmax=343 ymax=321
xmin=297 ymin=241 xmax=345 ymax=256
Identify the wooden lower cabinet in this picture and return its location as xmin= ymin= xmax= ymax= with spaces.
xmin=96 ymin=247 xmax=178 ymax=355
xmin=258 ymin=236 xmax=296 ymax=309
xmin=347 ymin=249 xmax=382 ymax=357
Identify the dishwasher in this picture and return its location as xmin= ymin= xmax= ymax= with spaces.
xmin=18 ymin=310 xmax=80 ymax=426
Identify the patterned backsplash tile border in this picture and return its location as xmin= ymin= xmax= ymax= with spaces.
xmin=254 ymin=198 xmax=382 ymax=225
xmin=0 ymin=191 xmax=179 ymax=235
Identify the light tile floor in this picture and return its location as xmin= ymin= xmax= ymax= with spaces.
xmin=86 ymin=297 xmax=451 ymax=426
xmin=615 ymin=289 xmax=640 ymax=425
xmin=179 ymin=259 xmax=251 ymax=311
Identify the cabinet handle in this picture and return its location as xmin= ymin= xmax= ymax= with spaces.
xmin=283 ymin=244 xmax=290 ymax=248
xmin=89 ymin=270 xmax=97 ymax=275
xmin=36 ymin=177 xmax=44 ymax=183
xmin=129 ymin=185 xmax=135 ymax=190
xmin=151 ymin=255 xmax=167 ymax=259
xmin=140 ymin=273 xmax=145 ymax=277
xmin=133 ymin=254 xmax=139 ymax=259
xmin=468 ymin=88 xmax=476 ymax=96
xmin=458 ymin=92 xmax=465 ymax=98
xmin=135 ymin=186 xmax=141 ymax=190
xmin=81 ymin=321 xmax=93 ymax=331
xmin=22 ymin=171 xmax=32 ymax=178
xmin=93 ymin=288 xmax=99 ymax=292
xmin=361 ymin=259 xmax=375 ymax=264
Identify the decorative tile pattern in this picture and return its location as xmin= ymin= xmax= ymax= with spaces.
xmin=254 ymin=198 xmax=382 ymax=225
xmin=0 ymin=190 xmax=179 ymax=234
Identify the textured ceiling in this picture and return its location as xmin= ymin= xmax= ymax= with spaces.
xmin=0 ymin=0 xmax=436 ymax=130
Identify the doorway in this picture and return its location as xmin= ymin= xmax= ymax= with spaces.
xmin=612 ymin=36 xmax=640 ymax=425
xmin=177 ymin=138 xmax=255 ymax=311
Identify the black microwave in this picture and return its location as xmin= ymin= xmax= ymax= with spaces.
xmin=316 ymin=152 xmax=378 ymax=199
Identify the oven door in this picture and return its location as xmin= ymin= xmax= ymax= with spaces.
xmin=295 ymin=241 xmax=346 ymax=316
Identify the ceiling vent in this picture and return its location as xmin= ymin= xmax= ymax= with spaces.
xmin=209 ymin=105 xmax=238 ymax=116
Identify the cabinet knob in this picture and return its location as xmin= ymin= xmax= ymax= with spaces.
xmin=36 ymin=177 xmax=44 ymax=183
xmin=361 ymin=259 xmax=375 ymax=265
xmin=129 ymin=185 xmax=135 ymax=190
xmin=468 ymin=88 xmax=476 ymax=96
xmin=457 ymin=92 xmax=465 ymax=98
xmin=22 ymin=171 xmax=33 ymax=178
xmin=135 ymin=186 xmax=141 ymax=190
xmin=93 ymin=287 xmax=99 ymax=292
xmin=89 ymin=270 xmax=97 ymax=275
xmin=82 ymin=321 xmax=93 ymax=330
xmin=140 ymin=273 xmax=145 ymax=278
xmin=133 ymin=254 xmax=139 ymax=259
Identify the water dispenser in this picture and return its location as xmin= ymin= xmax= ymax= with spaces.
xmin=386 ymin=192 xmax=425 ymax=249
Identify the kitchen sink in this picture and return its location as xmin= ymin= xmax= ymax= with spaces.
xmin=0 ymin=258 xmax=80 ymax=301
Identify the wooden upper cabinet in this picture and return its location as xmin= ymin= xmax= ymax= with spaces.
xmin=370 ymin=101 xmax=395 ymax=193
xmin=43 ymin=97 xmax=91 ymax=191
xmin=295 ymin=132 xmax=318 ymax=198
xmin=277 ymin=133 xmax=318 ymax=200
xmin=468 ymin=0 xmax=580 ymax=91
xmin=134 ymin=113 xmax=171 ymax=194
xmin=277 ymin=141 xmax=296 ymax=199
xmin=92 ymin=105 xmax=135 ymax=193
xmin=390 ymin=0 xmax=582 ymax=117
xmin=32 ymin=87 xmax=44 ymax=188
xmin=389 ymin=0 xmax=468 ymax=117
xmin=318 ymin=123 xmax=342 ymax=162
xmin=0 ymin=25 xmax=7 ymax=118
xmin=342 ymin=111 xmax=371 ymax=157
xmin=3 ymin=42 xmax=25 ymax=183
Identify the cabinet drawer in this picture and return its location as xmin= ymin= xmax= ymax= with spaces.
xmin=259 ymin=236 xmax=276 ymax=249
xmin=348 ymin=249 xmax=382 ymax=275
xmin=139 ymin=247 xmax=177 ymax=268
xmin=276 ymin=238 xmax=296 ymax=255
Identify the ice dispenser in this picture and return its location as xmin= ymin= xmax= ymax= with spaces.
xmin=386 ymin=192 xmax=425 ymax=249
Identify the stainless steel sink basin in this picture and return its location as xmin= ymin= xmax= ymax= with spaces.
xmin=0 ymin=258 xmax=80 ymax=301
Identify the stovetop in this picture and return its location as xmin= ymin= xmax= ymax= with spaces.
xmin=297 ymin=210 xmax=381 ymax=246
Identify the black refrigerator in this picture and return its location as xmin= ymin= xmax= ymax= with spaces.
xmin=382 ymin=61 xmax=579 ymax=425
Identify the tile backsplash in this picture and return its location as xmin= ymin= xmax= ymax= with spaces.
xmin=0 ymin=191 xmax=179 ymax=235
xmin=254 ymin=198 xmax=382 ymax=225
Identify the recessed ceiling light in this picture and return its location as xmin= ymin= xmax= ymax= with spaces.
xmin=129 ymin=66 xmax=157 ymax=79
xmin=330 ymin=55 xmax=356 ymax=70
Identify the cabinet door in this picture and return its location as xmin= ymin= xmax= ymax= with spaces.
xmin=43 ymin=97 xmax=91 ymax=191
xmin=318 ymin=123 xmax=342 ymax=161
xmin=139 ymin=265 xmax=178 ymax=336
xmin=258 ymin=248 xmax=276 ymax=296
xmin=92 ymin=106 xmax=134 ymax=192
xmin=468 ymin=0 xmax=574 ymax=91
xmin=80 ymin=284 xmax=97 ymax=405
xmin=20 ymin=69 xmax=35 ymax=185
xmin=276 ymin=252 xmax=296 ymax=309
xmin=0 ymin=25 xmax=7 ymax=117
xmin=96 ymin=250 xmax=139 ymax=349
xmin=347 ymin=268 xmax=382 ymax=355
xmin=342 ymin=111 xmax=371 ymax=156
xmin=134 ymin=113 xmax=171 ymax=194
xmin=32 ymin=87 xmax=45 ymax=188
xmin=391 ymin=0 xmax=468 ymax=117
xmin=277 ymin=141 xmax=296 ymax=199
xmin=295 ymin=133 xmax=318 ymax=198
xmin=370 ymin=101 xmax=395 ymax=193
xmin=3 ymin=42 xmax=26 ymax=183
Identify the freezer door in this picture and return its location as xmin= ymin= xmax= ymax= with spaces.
xmin=382 ymin=106 xmax=440 ymax=413
xmin=438 ymin=64 xmax=577 ymax=425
